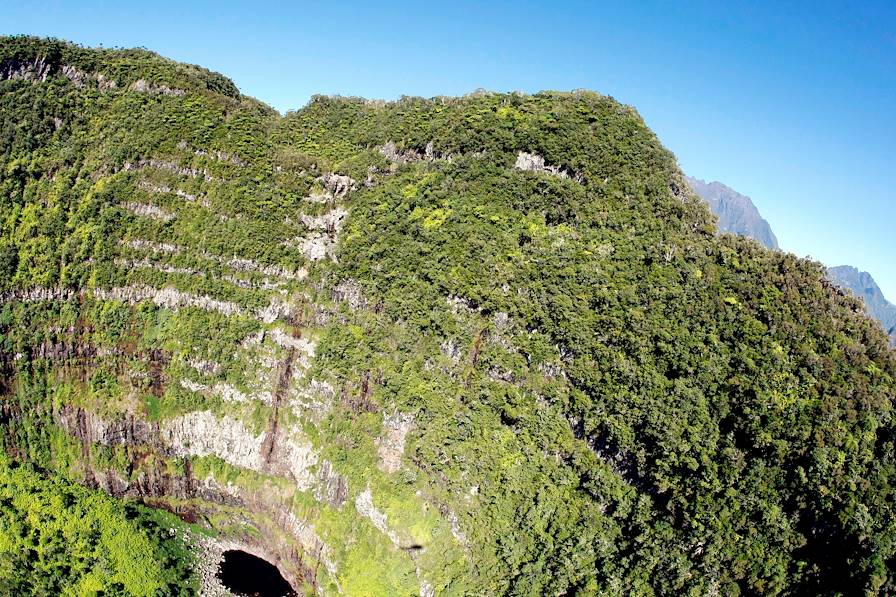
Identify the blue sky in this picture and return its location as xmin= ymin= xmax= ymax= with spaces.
xmin=3 ymin=1 xmax=895 ymax=299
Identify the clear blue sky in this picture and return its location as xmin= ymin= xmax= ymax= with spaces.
xmin=3 ymin=0 xmax=895 ymax=299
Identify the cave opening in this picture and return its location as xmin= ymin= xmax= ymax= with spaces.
xmin=216 ymin=549 xmax=296 ymax=597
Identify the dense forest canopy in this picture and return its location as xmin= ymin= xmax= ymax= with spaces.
xmin=0 ymin=35 xmax=894 ymax=595
xmin=0 ymin=456 xmax=196 ymax=596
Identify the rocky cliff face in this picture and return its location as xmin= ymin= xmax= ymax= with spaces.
xmin=686 ymin=176 xmax=780 ymax=249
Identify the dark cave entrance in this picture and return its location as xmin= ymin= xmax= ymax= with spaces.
xmin=216 ymin=549 xmax=296 ymax=597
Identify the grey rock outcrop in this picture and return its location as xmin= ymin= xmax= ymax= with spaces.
xmin=122 ymin=159 xmax=215 ymax=182
xmin=129 ymin=78 xmax=186 ymax=96
xmin=355 ymin=487 xmax=404 ymax=548
xmin=123 ymin=202 xmax=176 ymax=222
xmin=0 ymin=56 xmax=54 ymax=82
xmin=332 ymin=279 xmax=368 ymax=311
xmin=514 ymin=151 xmax=576 ymax=180
xmin=1 ymin=57 xmax=117 ymax=90
xmin=378 ymin=140 xmax=439 ymax=165
xmin=376 ymin=410 xmax=414 ymax=474
xmin=317 ymin=173 xmax=357 ymax=198
xmin=301 ymin=207 xmax=348 ymax=233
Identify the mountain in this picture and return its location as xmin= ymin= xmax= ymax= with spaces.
xmin=828 ymin=266 xmax=896 ymax=345
xmin=687 ymin=174 xmax=895 ymax=345
xmin=2 ymin=36 xmax=896 ymax=596
xmin=685 ymin=176 xmax=780 ymax=249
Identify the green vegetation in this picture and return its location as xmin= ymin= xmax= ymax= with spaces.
xmin=0 ymin=455 xmax=196 ymax=596
xmin=1 ymin=34 xmax=895 ymax=595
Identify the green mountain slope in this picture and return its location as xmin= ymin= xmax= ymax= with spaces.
xmin=829 ymin=266 xmax=896 ymax=346
xmin=1 ymin=36 xmax=895 ymax=595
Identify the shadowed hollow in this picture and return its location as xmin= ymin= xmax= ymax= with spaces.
xmin=216 ymin=550 xmax=296 ymax=597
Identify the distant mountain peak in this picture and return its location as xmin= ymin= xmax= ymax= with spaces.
xmin=685 ymin=176 xmax=780 ymax=250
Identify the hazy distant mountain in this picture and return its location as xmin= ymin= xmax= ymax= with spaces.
xmin=686 ymin=176 xmax=780 ymax=250
xmin=828 ymin=266 xmax=896 ymax=345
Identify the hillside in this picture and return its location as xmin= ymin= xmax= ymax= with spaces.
xmin=685 ymin=173 xmax=895 ymax=347
xmin=829 ymin=266 xmax=896 ymax=345
xmin=1 ymin=36 xmax=896 ymax=596
xmin=685 ymin=176 xmax=779 ymax=249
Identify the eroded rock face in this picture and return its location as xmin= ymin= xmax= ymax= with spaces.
xmin=286 ymin=175 xmax=356 ymax=264
xmin=122 ymin=158 xmax=215 ymax=182
xmin=123 ymin=201 xmax=176 ymax=222
xmin=54 ymin=402 xmax=338 ymax=572
xmin=274 ymin=508 xmax=339 ymax=582
xmin=189 ymin=358 xmax=222 ymax=376
xmin=122 ymin=238 xmax=182 ymax=254
xmin=129 ymin=78 xmax=186 ymax=96
xmin=440 ymin=338 xmax=462 ymax=364
xmin=2 ymin=283 xmax=314 ymax=325
xmin=56 ymin=406 xmax=155 ymax=447
xmin=184 ymin=142 xmax=247 ymax=167
xmin=56 ymin=406 xmax=320 ymax=488
xmin=1 ymin=56 xmax=54 ymax=82
xmin=303 ymin=190 xmax=332 ymax=203
xmin=317 ymin=173 xmax=357 ymax=198
xmin=94 ymin=285 xmax=245 ymax=317
xmin=378 ymin=140 xmax=439 ymax=165
xmin=514 ymin=151 xmax=575 ymax=179
xmin=356 ymin=487 xmax=403 ymax=548
xmin=314 ymin=460 xmax=348 ymax=508
xmin=180 ymin=378 xmax=261 ymax=404
xmin=271 ymin=433 xmax=318 ymax=490
xmin=115 ymin=258 xmax=199 ymax=277
xmin=332 ymin=279 xmax=367 ymax=311
xmin=291 ymin=379 xmax=336 ymax=423
xmin=1 ymin=57 xmax=117 ymax=89
xmin=377 ymin=410 xmax=414 ymax=474
xmin=162 ymin=411 xmax=268 ymax=471
xmin=0 ymin=287 xmax=78 ymax=303
xmin=137 ymin=180 xmax=202 ymax=204
xmin=296 ymin=233 xmax=336 ymax=261
xmin=301 ymin=207 xmax=347 ymax=232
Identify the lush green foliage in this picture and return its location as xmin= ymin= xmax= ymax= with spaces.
xmin=1 ymin=35 xmax=895 ymax=596
xmin=289 ymin=94 xmax=896 ymax=594
xmin=0 ymin=456 xmax=196 ymax=595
